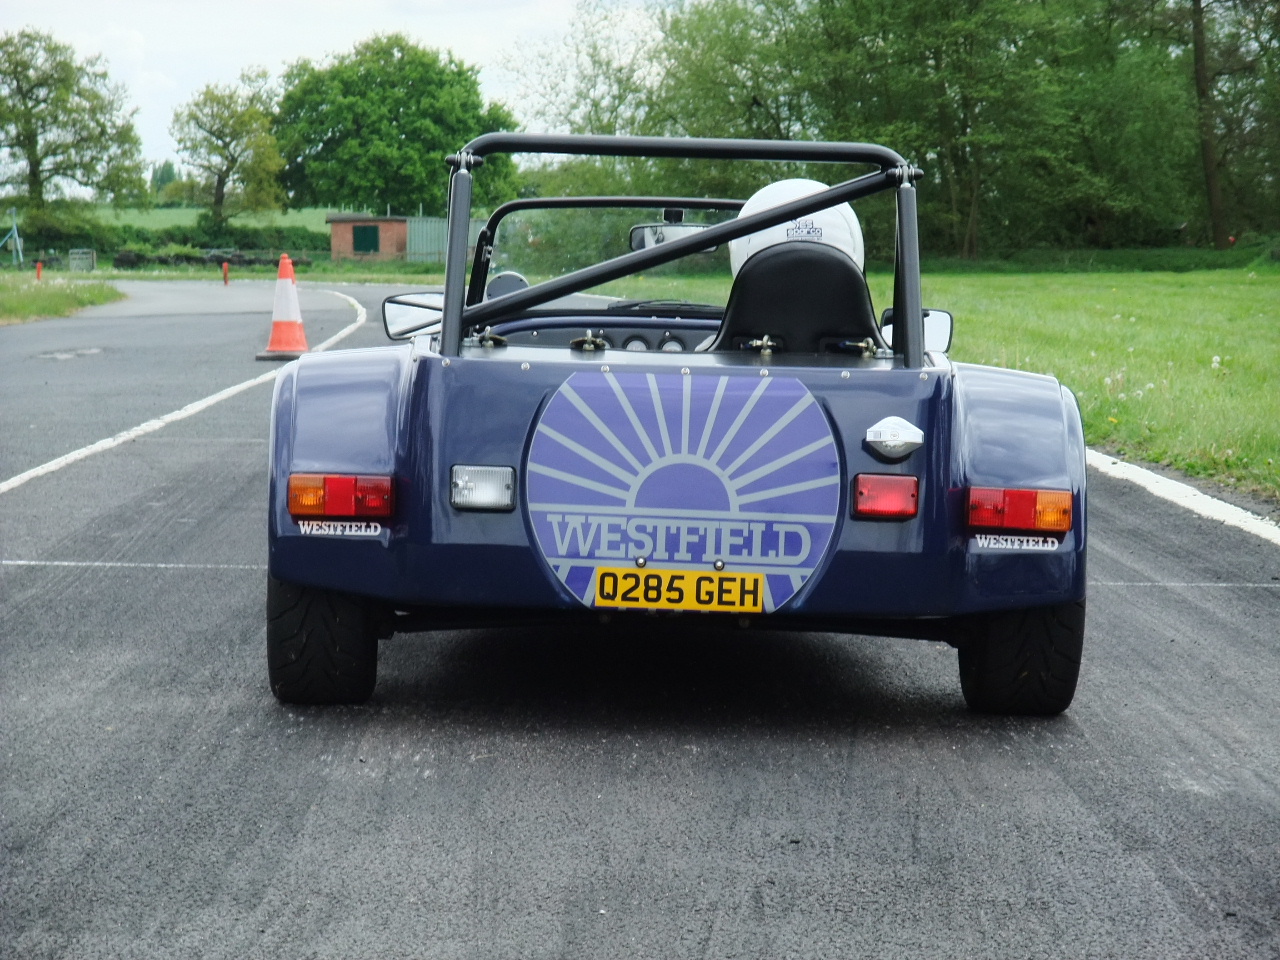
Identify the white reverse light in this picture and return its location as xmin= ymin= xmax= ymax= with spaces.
xmin=450 ymin=465 xmax=516 ymax=511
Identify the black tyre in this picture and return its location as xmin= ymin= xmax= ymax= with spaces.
xmin=267 ymin=576 xmax=379 ymax=705
xmin=957 ymin=600 xmax=1085 ymax=715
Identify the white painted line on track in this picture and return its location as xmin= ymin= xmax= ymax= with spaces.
xmin=1091 ymin=581 xmax=1280 ymax=588
xmin=0 ymin=291 xmax=366 ymax=497
xmin=313 ymin=291 xmax=367 ymax=350
xmin=2 ymin=560 xmax=266 ymax=570
xmin=1087 ymin=449 xmax=1280 ymax=549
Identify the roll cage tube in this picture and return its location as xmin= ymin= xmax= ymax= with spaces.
xmin=460 ymin=133 xmax=906 ymax=167
xmin=438 ymin=134 xmax=924 ymax=363
xmin=893 ymin=183 xmax=924 ymax=369
xmin=466 ymin=196 xmax=745 ymax=306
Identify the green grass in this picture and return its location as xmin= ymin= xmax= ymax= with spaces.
xmin=95 ymin=205 xmax=335 ymax=232
xmin=89 ymin=258 xmax=446 ymax=285
xmin=0 ymin=272 xmax=125 ymax=323
xmin=914 ymin=243 xmax=1276 ymax=274
xmin=918 ymin=270 xmax=1280 ymax=501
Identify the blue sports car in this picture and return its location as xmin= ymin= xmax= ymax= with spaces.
xmin=266 ymin=134 xmax=1086 ymax=713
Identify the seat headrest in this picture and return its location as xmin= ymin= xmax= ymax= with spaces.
xmin=708 ymin=241 xmax=884 ymax=354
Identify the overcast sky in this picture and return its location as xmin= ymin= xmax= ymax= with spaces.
xmin=1 ymin=0 xmax=623 ymax=165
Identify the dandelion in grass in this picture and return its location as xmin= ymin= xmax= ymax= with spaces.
xmin=1212 ymin=355 xmax=1221 ymax=370
xmin=1118 ymin=393 xmax=1127 ymax=400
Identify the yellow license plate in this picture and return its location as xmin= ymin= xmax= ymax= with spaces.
xmin=594 ymin=567 xmax=764 ymax=613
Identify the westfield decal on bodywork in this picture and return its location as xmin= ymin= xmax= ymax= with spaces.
xmin=971 ymin=534 xmax=1060 ymax=551
xmin=526 ymin=371 xmax=842 ymax=612
xmin=297 ymin=520 xmax=383 ymax=537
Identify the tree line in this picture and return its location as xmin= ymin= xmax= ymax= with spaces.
xmin=540 ymin=0 xmax=1279 ymax=256
xmin=3 ymin=3 xmax=1277 ymax=258
xmin=0 ymin=30 xmax=516 ymax=248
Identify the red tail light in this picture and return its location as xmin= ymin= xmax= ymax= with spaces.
xmin=853 ymin=474 xmax=919 ymax=518
xmin=968 ymin=487 xmax=1071 ymax=532
xmin=288 ymin=474 xmax=394 ymax=518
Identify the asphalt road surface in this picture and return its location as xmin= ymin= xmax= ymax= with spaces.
xmin=3 ymin=281 xmax=1278 ymax=959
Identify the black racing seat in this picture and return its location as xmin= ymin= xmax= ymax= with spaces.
xmin=707 ymin=241 xmax=885 ymax=353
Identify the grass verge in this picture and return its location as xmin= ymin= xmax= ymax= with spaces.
xmin=87 ymin=260 xmax=446 ymax=285
xmin=95 ymin=205 xmax=334 ymax=232
xmin=0 ymin=273 xmax=125 ymax=324
xmin=919 ymin=270 xmax=1280 ymax=502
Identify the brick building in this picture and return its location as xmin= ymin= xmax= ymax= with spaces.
xmin=326 ymin=214 xmax=408 ymax=261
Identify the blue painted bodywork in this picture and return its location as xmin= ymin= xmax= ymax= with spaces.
xmin=268 ymin=336 xmax=1086 ymax=633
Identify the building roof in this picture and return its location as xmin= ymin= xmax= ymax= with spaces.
xmin=324 ymin=213 xmax=409 ymax=224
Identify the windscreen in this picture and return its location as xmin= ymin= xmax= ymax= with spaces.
xmin=488 ymin=206 xmax=738 ymax=308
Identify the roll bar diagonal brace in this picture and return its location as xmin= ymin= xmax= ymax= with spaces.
xmin=438 ymin=133 xmax=925 ymax=368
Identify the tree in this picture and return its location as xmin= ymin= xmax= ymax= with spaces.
xmin=1174 ymin=0 xmax=1280 ymax=246
xmin=171 ymin=69 xmax=284 ymax=229
xmin=150 ymin=159 xmax=177 ymax=195
xmin=0 ymin=29 xmax=145 ymax=207
xmin=274 ymin=34 xmax=518 ymax=215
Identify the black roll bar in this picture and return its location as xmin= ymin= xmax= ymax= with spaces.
xmin=438 ymin=133 xmax=924 ymax=365
xmin=459 ymin=132 xmax=906 ymax=168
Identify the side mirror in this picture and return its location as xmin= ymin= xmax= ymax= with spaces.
xmin=382 ymin=292 xmax=443 ymax=340
xmin=880 ymin=308 xmax=954 ymax=354
xmin=629 ymin=222 xmax=717 ymax=252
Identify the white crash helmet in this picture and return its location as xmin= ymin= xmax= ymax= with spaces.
xmin=729 ymin=178 xmax=865 ymax=277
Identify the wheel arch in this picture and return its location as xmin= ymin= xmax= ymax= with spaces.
xmin=268 ymin=346 xmax=417 ymax=576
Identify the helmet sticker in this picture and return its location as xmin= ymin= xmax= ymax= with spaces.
xmin=786 ymin=219 xmax=823 ymax=240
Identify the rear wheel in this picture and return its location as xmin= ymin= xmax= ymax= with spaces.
xmin=958 ymin=600 xmax=1085 ymax=715
xmin=267 ymin=576 xmax=379 ymax=705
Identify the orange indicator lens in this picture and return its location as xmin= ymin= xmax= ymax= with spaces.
xmin=287 ymin=475 xmax=326 ymax=515
xmin=853 ymin=474 xmax=919 ymax=518
xmin=1034 ymin=490 xmax=1073 ymax=532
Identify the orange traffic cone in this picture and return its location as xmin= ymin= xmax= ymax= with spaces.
xmin=256 ymin=254 xmax=310 ymax=360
